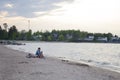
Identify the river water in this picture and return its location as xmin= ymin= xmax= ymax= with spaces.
xmin=6 ymin=42 xmax=120 ymax=72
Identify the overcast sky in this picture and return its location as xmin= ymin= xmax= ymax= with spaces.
xmin=0 ymin=0 xmax=120 ymax=35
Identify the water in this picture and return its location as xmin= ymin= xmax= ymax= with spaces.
xmin=6 ymin=42 xmax=120 ymax=72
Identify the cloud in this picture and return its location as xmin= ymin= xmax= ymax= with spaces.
xmin=0 ymin=11 xmax=9 ymax=17
xmin=0 ymin=0 xmax=75 ymax=18
xmin=33 ymin=11 xmax=48 ymax=16
xmin=4 ymin=3 xmax=13 ymax=8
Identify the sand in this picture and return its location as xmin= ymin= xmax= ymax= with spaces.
xmin=0 ymin=45 xmax=120 ymax=80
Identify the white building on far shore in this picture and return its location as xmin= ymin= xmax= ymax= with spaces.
xmin=97 ymin=37 xmax=108 ymax=42
xmin=84 ymin=36 xmax=94 ymax=41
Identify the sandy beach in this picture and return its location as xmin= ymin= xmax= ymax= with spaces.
xmin=0 ymin=45 xmax=120 ymax=80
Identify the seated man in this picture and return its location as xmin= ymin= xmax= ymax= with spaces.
xmin=36 ymin=47 xmax=44 ymax=58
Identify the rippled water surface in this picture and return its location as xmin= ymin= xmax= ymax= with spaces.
xmin=7 ymin=42 xmax=120 ymax=72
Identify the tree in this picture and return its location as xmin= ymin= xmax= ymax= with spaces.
xmin=0 ymin=26 xmax=2 ymax=39
xmin=79 ymin=31 xmax=88 ymax=39
xmin=26 ymin=29 xmax=32 ymax=40
xmin=72 ymin=30 xmax=81 ymax=40
xmin=42 ymin=30 xmax=50 ymax=41
xmin=106 ymin=33 xmax=113 ymax=41
xmin=3 ymin=23 xmax=8 ymax=31
xmin=58 ymin=34 xmax=65 ymax=41
xmin=2 ymin=30 xmax=8 ymax=39
xmin=8 ymin=25 xmax=18 ymax=40
xmin=19 ymin=30 xmax=27 ymax=40
xmin=47 ymin=35 xmax=52 ymax=41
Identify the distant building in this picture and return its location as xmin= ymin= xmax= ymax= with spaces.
xmin=84 ymin=36 xmax=94 ymax=41
xmin=33 ymin=35 xmax=42 ymax=40
xmin=53 ymin=33 xmax=58 ymax=40
xmin=110 ymin=36 xmax=120 ymax=42
xmin=66 ymin=34 xmax=73 ymax=39
xmin=97 ymin=37 xmax=108 ymax=42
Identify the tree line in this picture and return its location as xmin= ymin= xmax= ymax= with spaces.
xmin=0 ymin=23 xmax=32 ymax=40
xmin=0 ymin=23 xmax=118 ymax=42
xmin=33 ymin=29 xmax=114 ymax=42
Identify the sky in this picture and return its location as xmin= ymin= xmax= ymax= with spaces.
xmin=0 ymin=0 xmax=120 ymax=35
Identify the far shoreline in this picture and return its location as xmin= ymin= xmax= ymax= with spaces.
xmin=1 ymin=40 xmax=120 ymax=45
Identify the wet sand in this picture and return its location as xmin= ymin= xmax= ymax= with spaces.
xmin=0 ymin=45 xmax=120 ymax=80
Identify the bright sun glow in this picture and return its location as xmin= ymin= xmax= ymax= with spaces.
xmin=53 ymin=0 xmax=120 ymax=23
